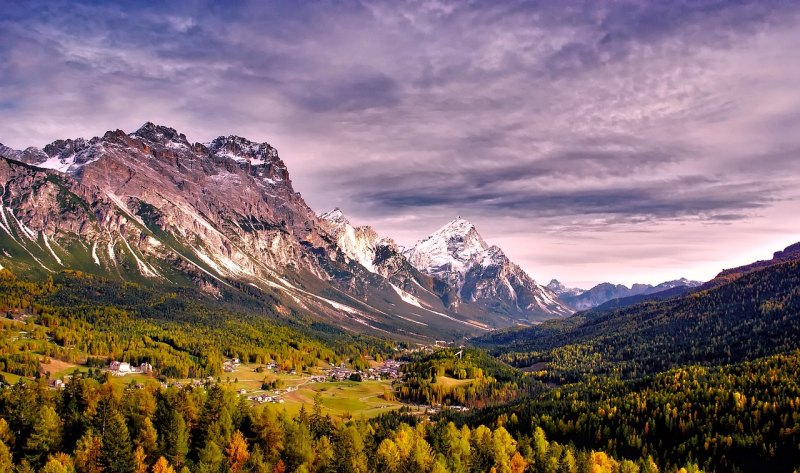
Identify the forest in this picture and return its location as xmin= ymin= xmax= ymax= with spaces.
xmin=0 ymin=257 xmax=798 ymax=472
xmin=0 ymin=268 xmax=394 ymax=381
xmin=0 ymin=373 xmax=689 ymax=473
xmin=472 ymin=259 xmax=800 ymax=382
xmin=395 ymin=348 xmax=544 ymax=408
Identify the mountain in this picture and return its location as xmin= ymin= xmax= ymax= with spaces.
xmin=318 ymin=207 xmax=459 ymax=310
xmin=590 ymin=285 xmax=695 ymax=312
xmin=404 ymin=217 xmax=571 ymax=321
xmin=0 ymin=123 xmax=500 ymax=341
xmin=472 ymin=241 xmax=800 ymax=379
xmin=702 ymin=241 xmax=800 ymax=289
xmin=557 ymin=277 xmax=701 ymax=310
xmin=546 ymin=279 xmax=584 ymax=297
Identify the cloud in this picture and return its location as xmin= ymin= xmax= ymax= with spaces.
xmin=2 ymin=0 xmax=800 ymax=286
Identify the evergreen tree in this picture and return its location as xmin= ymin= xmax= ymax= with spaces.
xmin=25 ymin=405 xmax=62 ymax=467
xmin=74 ymin=430 xmax=102 ymax=473
xmin=100 ymin=411 xmax=133 ymax=473
xmin=151 ymin=457 xmax=175 ymax=473
xmin=0 ymin=439 xmax=13 ymax=473
xmin=161 ymin=410 xmax=189 ymax=470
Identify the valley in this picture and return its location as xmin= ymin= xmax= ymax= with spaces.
xmin=0 ymin=125 xmax=798 ymax=472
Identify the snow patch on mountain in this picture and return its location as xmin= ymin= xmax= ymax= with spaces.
xmin=390 ymin=283 xmax=424 ymax=308
xmin=320 ymin=208 xmax=385 ymax=274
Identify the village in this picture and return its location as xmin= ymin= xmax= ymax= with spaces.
xmin=99 ymin=356 xmax=406 ymax=412
xmin=31 ymin=343 xmax=473 ymax=421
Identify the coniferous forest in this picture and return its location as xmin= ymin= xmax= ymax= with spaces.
xmin=0 ymin=253 xmax=798 ymax=472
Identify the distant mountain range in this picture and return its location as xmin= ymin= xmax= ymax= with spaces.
xmin=0 ymin=123 xmax=569 ymax=341
xmin=473 ymin=240 xmax=800 ymax=378
xmin=547 ymin=277 xmax=702 ymax=310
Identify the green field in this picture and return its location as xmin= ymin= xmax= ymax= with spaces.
xmin=218 ymin=364 xmax=406 ymax=419
xmin=3 ymin=354 xmax=409 ymax=419
xmin=0 ymin=370 xmax=22 ymax=385
xmin=282 ymin=379 xmax=404 ymax=419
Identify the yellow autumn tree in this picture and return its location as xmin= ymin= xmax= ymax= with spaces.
xmin=39 ymin=453 xmax=74 ymax=473
xmin=134 ymin=445 xmax=148 ymax=473
xmin=151 ymin=456 xmax=175 ymax=473
xmin=589 ymin=451 xmax=619 ymax=473
xmin=376 ymin=438 xmax=402 ymax=473
xmin=510 ymin=451 xmax=528 ymax=473
xmin=226 ymin=430 xmax=250 ymax=473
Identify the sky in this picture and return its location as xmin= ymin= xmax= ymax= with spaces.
xmin=1 ymin=0 xmax=799 ymax=288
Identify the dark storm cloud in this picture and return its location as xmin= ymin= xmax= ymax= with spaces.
xmin=347 ymin=167 xmax=776 ymax=222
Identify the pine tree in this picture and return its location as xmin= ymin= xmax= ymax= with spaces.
xmin=284 ymin=422 xmax=313 ymax=472
xmin=196 ymin=441 xmax=223 ymax=473
xmin=161 ymin=410 xmax=189 ymax=470
xmin=335 ymin=425 xmax=368 ymax=473
xmin=25 ymin=405 xmax=62 ymax=467
xmin=100 ymin=411 xmax=134 ymax=473
xmin=137 ymin=417 xmax=158 ymax=457
xmin=0 ymin=439 xmax=13 ymax=473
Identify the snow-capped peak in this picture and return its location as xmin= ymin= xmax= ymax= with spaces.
xmin=405 ymin=217 xmax=489 ymax=281
xmin=320 ymin=207 xmax=350 ymax=227
xmin=406 ymin=217 xmax=573 ymax=318
xmin=546 ymin=279 xmax=585 ymax=297
xmin=436 ymin=216 xmax=478 ymax=237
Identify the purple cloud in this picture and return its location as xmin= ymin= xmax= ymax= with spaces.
xmin=2 ymin=0 xmax=800 ymax=287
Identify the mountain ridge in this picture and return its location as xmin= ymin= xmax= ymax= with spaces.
xmin=548 ymin=277 xmax=702 ymax=310
xmin=0 ymin=123 xmax=568 ymax=340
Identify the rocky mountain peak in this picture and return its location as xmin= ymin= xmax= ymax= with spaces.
xmin=406 ymin=217 xmax=489 ymax=277
xmin=547 ymin=279 xmax=566 ymax=292
xmin=0 ymin=142 xmax=47 ymax=164
xmin=439 ymin=216 xmax=478 ymax=237
xmin=206 ymin=135 xmax=282 ymax=168
xmin=130 ymin=122 xmax=189 ymax=145
xmin=481 ymin=245 xmax=506 ymax=266
xmin=405 ymin=217 xmax=572 ymax=319
xmin=320 ymin=207 xmax=350 ymax=227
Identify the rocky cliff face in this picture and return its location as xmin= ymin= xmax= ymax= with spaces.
xmin=405 ymin=218 xmax=571 ymax=321
xmin=1 ymin=123 xmax=524 ymax=340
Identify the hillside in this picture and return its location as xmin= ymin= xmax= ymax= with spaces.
xmin=472 ymin=249 xmax=800 ymax=381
